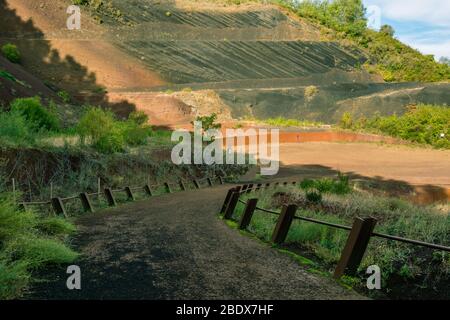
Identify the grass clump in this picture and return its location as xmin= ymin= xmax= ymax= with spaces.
xmin=340 ymin=104 xmax=450 ymax=148
xmin=0 ymin=194 xmax=77 ymax=299
xmin=1 ymin=43 xmax=21 ymax=63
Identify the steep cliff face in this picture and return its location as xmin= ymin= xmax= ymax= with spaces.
xmin=1 ymin=0 xmax=448 ymax=125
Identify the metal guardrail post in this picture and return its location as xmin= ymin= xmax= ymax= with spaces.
xmin=334 ymin=217 xmax=377 ymax=279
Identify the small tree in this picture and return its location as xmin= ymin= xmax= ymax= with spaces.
xmin=380 ymin=24 xmax=395 ymax=37
xmin=193 ymin=113 xmax=221 ymax=131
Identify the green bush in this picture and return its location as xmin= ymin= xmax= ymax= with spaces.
xmin=10 ymin=97 xmax=60 ymax=132
xmin=343 ymin=105 xmax=450 ymax=148
xmin=1 ymin=43 xmax=21 ymax=63
xmin=77 ymin=107 xmax=150 ymax=153
xmin=0 ymin=109 xmax=37 ymax=146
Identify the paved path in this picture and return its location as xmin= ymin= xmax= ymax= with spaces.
xmin=28 ymin=185 xmax=363 ymax=300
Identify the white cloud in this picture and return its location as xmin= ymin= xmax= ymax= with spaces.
xmin=364 ymin=0 xmax=450 ymax=26
xmin=364 ymin=0 xmax=450 ymax=59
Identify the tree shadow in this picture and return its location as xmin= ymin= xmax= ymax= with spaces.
xmin=0 ymin=0 xmax=136 ymax=117
xmin=274 ymin=164 xmax=450 ymax=205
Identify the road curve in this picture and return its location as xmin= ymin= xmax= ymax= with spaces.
xmin=28 ymin=185 xmax=364 ymax=300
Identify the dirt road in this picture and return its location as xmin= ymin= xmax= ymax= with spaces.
xmin=28 ymin=185 xmax=362 ymax=300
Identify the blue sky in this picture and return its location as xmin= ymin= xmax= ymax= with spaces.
xmin=363 ymin=0 xmax=450 ymax=60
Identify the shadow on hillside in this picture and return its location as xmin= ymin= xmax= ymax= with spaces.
xmin=0 ymin=0 xmax=135 ymax=118
xmin=273 ymin=164 xmax=449 ymax=205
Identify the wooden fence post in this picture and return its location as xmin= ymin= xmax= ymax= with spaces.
xmin=165 ymin=182 xmax=172 ymax=193
xmin=51 ymin=197 xmax=68 ymax=218
xmin=125 ymin=187 xmax=135 ymax=201
xmin=334 ymin=217 xmax=377 ymax=279
xmin=223 ymin=191 xmax=240 ymax=220
xmin=144 ymin=185 xmax=153 ymax=197
xmin=19 ymin=202 xmax=27 ymax=211
xmin=79 ymin=193 xmax=94 ymax=213
xmin=239 ymin=198 xmax=258 ymax=230
xmin=179 ymin=180 xmax=186 ymax=191
xmin=241 ymin=184 xmax=248 ymax=192
xmin=220 ymin=187 xmax=240 ymax=214
xmin=246 ymin=184 xmax=254 ymax=194
xmin=266 ymin=183 xmax=271 ymax=188
xmin=218 ymin=176 xmax=224 ymax=185
xmin=271 ymin=204 xmax=298 ymax=244
xmin=256 ymin=183 xmax=262 ymax=191
xmin=207 ymin=178 xmax=213 ymax=187
xmin=193 ymin=180 xmax=200 ymax=189
xmin=104 ymin=188 xmax=117 ymax=207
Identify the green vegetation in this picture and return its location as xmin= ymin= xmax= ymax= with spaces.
xmin=0 ymin=97 xmax=60 ymax=146
xmin=57 ymin=91 xmax=71 ymax=104
xmin=194 ymin=113 xmax=222 ymax=131
xmin=272 ymin=0 xmax=450 ymax=82
xmin=340 ymin=104 xmax=450 ymax=148
xmin=10 ymin=97 xmax=60 ymax=132
xmin=1 ymin=43 xmax=21 ymax=64
xmin=232 ymin=180 xmax=449 ymax=298
xmin=77 ymin=107 xmax=152 ymax=153
xmin=262 ymin=117 xmax=323 ymax=128
xmin=0 ymin=195 xmax=77 ymax=299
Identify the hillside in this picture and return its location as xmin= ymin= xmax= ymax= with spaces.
xmin=1 ymin=0 xmax=449 ymax=125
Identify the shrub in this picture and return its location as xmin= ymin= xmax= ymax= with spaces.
xmin=77 ymin=107 xmax=150 ymax=153
xmin=0 ymin=110 xmax=36 ymax=145
xmin=77 ymin=107 xmax=116 ymax=144
xmin=1 ymin=43 xmax=21 ymax=63
xmin=10 ymin=97 xmax=60 ymax=132
xmin=93 ymin=127 xmax=125 ymax=154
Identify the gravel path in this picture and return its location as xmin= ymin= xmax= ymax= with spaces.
xmin=28 ymin=185 xmax=363 ymax=300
